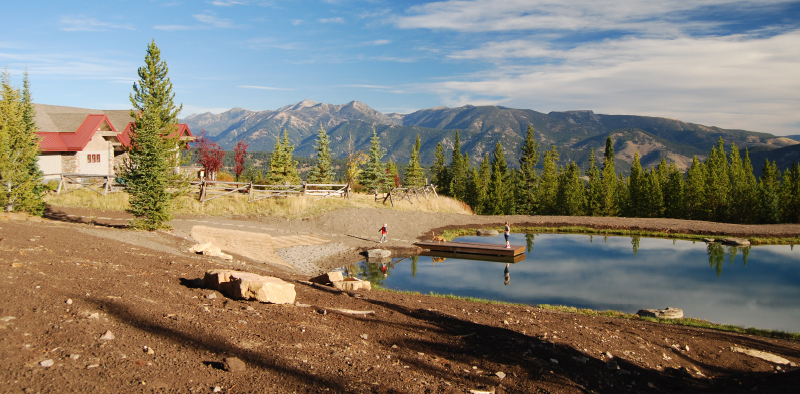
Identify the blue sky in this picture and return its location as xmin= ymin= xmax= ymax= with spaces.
xmin=1 ymin=0 xmax=799 ymax=135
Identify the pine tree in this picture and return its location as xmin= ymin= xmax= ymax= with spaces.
xmin=538 ymin=145 xmax=559 ymax=215
xmin=470 ymin=153 xmax=491 ymax=214
xmin=626 ymin=150 xmax=645 ymax=217
xmin=728 ymin=146 xmax=757 ymax=223
xmin=757 ymin=160 xmax=781 ymax=223
xmin=599 ymin=136 xmax=618 ymax=216
xmin=307 ymin=126 xmax=334 ymax=184
xmin=663 ymin=162 xmax=684 ymax=219
xmin=0 ymin=70 xmax=43 ymax=214
xmin=705 ymin=138 xmax=730 ymax=222
xmin=488 ymin=141 xmax=512 ymax=215
xmin=449 ymin=131 xmax=468 ymax=200
xmin=517 ymin=125 xmax=540 ymax=214
xmin=557 ymin=161 xmax=585 ymax=216
xmin=403 ymin=134 xmax=425 ymax=188
xmin=585 ymin=149 xmax=602 ymax=216
xmin=268 ymin=129 xmax=300 ymax=185
xmin=121 ymin=41 xmax=182 ymax=230
xmin=684 ymin=156 xmax=707 ymax=220
xmin=644 ymin=168 xmax=664 ymax=218
xmin=781 ymin=162 xmax=800 ymax=223
xmin=360 ymin=129 xmax=390 ymax=193
xmin=431 ymin=142 xmax=449 ymax=195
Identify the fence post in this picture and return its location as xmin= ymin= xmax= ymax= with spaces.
xmin=57 ymin=174 xmax=64 ymax=195
xmin=248 ymin=182 xmax=253 ymax=202
xmin=302 ymin=181 xmax=307 ymax=196
xmin=199 ymin=180 xmax=206 ymax=202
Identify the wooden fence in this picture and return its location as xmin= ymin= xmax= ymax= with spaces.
xmin=197 ymin=181 xmax=350 ymax=203
xmin=56 ymin=174 xmax=123 ymax=196
xmin=378 ymin=185 xmax=438 ymax=206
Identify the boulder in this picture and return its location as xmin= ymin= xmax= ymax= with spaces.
xmin=332 ymin=277 xmax=371 ymax=291
xmin=731 ymin=347 xmax=792 ymax=365
xmin=721 ymin=238 xmax=750 ymax=247
xmin=190 ymin=243 xmax=233 ymax=260
xmin=203 ymin=269 xmax=296 ymax=304
xmin=367 ymin=249 xmax=391 ymax=260
xmin=309 ymin=271 xmax=344 ymax=285
xmin=636 ymin=307 xmax=684 ymax=319
xmin=477 ymin=229 xmax=500 ymax=236
xmin=223 ymin=357 xmax=246 ymax=372
xmin=188 ymin=242 xmax=212 ymax=253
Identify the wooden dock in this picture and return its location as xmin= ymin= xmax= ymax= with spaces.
xmin=421 ymin=250 xmax=526 ymax=264
xmin=414 ymin=241 xmax=525 ymax=257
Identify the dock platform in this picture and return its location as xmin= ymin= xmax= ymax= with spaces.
xmin=414 ymin=241 xmax=525 ymax=257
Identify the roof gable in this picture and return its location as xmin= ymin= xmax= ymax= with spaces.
xmin=36 ymin=114 xmax=119 ymax=152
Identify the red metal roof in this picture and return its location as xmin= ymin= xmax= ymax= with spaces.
xmin=118 ymin=122 xmax=194 ymax=148
xmin=36 ymin=114 xmax=118 ymax=152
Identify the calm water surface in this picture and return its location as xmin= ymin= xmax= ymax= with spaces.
xmin=349 ymin=234 xmax=800 ymax=333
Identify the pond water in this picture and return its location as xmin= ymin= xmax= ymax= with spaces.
xmin=346 ymin=233 xmax=800 ymax=333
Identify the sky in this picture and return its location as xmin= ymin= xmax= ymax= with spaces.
xmin=1 ymin=0 xmax=799 ymax=135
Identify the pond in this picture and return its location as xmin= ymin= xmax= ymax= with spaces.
xmin=345 ymin=233 xmax=800 ymax=333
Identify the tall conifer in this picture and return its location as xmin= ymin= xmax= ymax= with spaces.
xmin=403 ymin=134 xmax=425 ymax=188
xmin=599 ymin=136 xmax=617 ymax=216
xmin=538 ymin=145 xmax=559 ymax=215
xmin=449 ymin=131 xmax=468 ymax=200
xmin=431 ymin=142 xmax=448 ymax=195
xmin=518 ymin=125 xmax=540 ymax=214
xmin=360 ymin=129 xmax=390 ymax=192
xmin=489 ymin=141 xmax=512 ymax=215
xmin=307 ymin=126 xmax=334 ymax=184
xmin=757 ymin=160 xmax=781 ymax=223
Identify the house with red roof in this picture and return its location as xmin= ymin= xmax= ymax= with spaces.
xmin=34 ymin=104 xmax=194 ymax=179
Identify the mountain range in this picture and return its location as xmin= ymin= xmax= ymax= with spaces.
xmin=181 ymin=100 xmax=798 ymax=173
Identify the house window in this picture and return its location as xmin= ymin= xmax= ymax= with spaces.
xmin=87 ymin=154 xmax=101 ymax=163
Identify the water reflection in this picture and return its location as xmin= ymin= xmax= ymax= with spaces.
xmin=349 ymin=233 xmax=800 ymax=332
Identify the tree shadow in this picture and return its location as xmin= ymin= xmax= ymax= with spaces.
xmin=43 ymin=205 xmax=130 ymax=229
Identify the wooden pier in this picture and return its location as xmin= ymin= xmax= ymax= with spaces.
xmin=414 ymin=241 xmax=525 ymax=257
xmin=421 ymin=250 xmax=526 ymax=264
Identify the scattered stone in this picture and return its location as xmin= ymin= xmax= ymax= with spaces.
xmin=332 ymin=277 xmax=371 ymax=291
xmin=87 ymin=364 xmax=99 ymax=369
xmin=99 ymin=330 xmax=115 ymax=341
xmin=39 ymin=359 xmax=54 ymax=368
xmin=143 ymin=346 xmax=155 ymax=355
xmin=188 ymin=242 xmax=212 ymax=254
xmin=721 ymin=238 xmax=751 ymax=246
xmin=204 ymin=270 xmax=296 ymax=304
xmin=213 ymin=387 xmax=222 ymax=393
xmin=88 ymin=312 xmax=100 ymax=320
xmin=360 ymin=334 xmax=368 ymax=340
xmin=366 ymin=249 xmax=391 ymax=260
xmin=245 ymin=306 xmax=255 ymax=311
xmin=495 ymin=371 xmax=506 ymax=380
xmin=550 ymin=359 xmax=558 ymax=364
xmin=685 ymin=345 xmax=690 ymax=352
xmin=69 ymin=354 xmax=80 ymax=360
xmin=605 ymin=352 xmax=613 ymax=359
xmin=391 ymin=345 xmax=398 ymax=349
xmin=476 ymin=229 xmax=499 ymax=236
xmin=309 ymin=271 xmax=343 ymax=285
xmin=731 ymin=347 xmax=792 ymax=365
xmin=223 ymin=357 xmax=246 ymax=372
xmin=636 ymin=307 xmax=684 ymax=319
xmin=66 ymin=299 xmax=73 ymax=305
xmin=205 ymin=293 xmax=217 ymax=299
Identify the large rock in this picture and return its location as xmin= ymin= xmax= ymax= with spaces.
xmin=731 ymin=347 xmax=792 ymax=365
xmin=477 ymin=229 xmax=499 ymax=236
xmin=367 ymin=249 xmax=391 ymax=260
xmin=190 ymin=242 xmax=233 ymax=260
xmin=309 ymin=271 xmax=344 ymax=285
xmin=332 ymin=278 xmax=371 ymax=291
xmin=203 ymin=270 xmax=296 ymax=304
xmin=636 ymin=307 xmax=684 ymax=319
xmin=721 ymin=238 xmax=750 ymax=246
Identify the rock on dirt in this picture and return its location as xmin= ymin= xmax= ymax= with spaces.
xmin=203 ymin=269 xmax=296 ymax=304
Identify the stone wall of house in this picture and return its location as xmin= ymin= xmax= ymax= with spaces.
xmin=108 ymin=142 xmax=115 ymax=176
xmin=61 ymin=153 xmax=79 ymax=174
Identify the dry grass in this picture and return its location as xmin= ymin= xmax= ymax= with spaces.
xmin=44 ymin=189 xmax=473 ymax=219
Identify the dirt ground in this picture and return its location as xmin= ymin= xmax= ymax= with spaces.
xmin=1 ymin=206 xmax=799 ymax=393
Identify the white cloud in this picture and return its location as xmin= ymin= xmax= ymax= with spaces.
xmin=291 ymin=19 xmax=303 ymax=26
xmin=362 ymin=39 xmax=391 ymax=46
xmin=59 ymin=16 xmax=135 ymax=32
xmin=194 ymin=12 xmax=237 ymax=28
xmin=239 ymin=85 xmax=293 ymax=90
xmin=420 ymin=31 xmax=800 ymax=134
xmin=318 ymin=17 xmax=345 ymax=24
xmin=209 ymin=0 xmax=248 ymax=6
xmin=154 ymin=24 xmax=195 ymax=31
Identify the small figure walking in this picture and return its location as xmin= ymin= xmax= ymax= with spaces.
xmin=379 ymin=223 xmax=387 ymax=243
xmin=504 ymin=222 xmax=511 ymax=248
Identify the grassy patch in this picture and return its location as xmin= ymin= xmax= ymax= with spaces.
xmin=44 ymin=189 xmax=473 ymax=219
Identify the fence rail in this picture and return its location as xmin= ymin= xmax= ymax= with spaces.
xmin=379 ymin=185 xmax=438 ymax=206
xmin=196 ymin=181 xmax=350 ymax=203
xmin=56 ymin=174 xmax=123 ymax=196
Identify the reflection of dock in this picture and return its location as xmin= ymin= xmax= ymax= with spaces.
xmin=421 ymin=250 xmax=525 ymax=264
xmin=415 ymin=241 xmax=525 ymax=257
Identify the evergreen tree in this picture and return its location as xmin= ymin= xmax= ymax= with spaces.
xmin=307 ymin=126 xmax=334 ymax=184
xmin=488 ymin=141 xmax=513 ymax=215
xmin=121 ymin=41 xmax=182 ymax=230
xmin=757 ymin=160 xmax=781 ymax=224
xmin=585 ymin=149 xmax=602 ymax=216
xmin=268 ymin=129 xmax=300 ymax=185
xmin=431 ymin=142 xmax=449 ymax=195
xmin=557 ymin=161 xmax=586 ymax=216
xmin=538 ymin=145 xmax=560 ymax=215
xmin=684 ymin=156 xmax=707 ymax=220
xmin=403 ymin=134 xmax=425 ymax=188
xmin=599 ymin=136 xmax=618 ymax=216
xmin=517 ymin=125 xmax=540 ymax=214
xmin=705 ymin=138 xmax=731 ymax=222
xmin=360 ymin=129 xmax=390 ymax=192
xmin=449 ymin=131 xmax=468 ymax=200
xmin=626 ymin=150 xmax=645 ymax=217
xmin=781 ymin=162 xmax=800 ymax=223
xmin=663 ymin=162 xmax=684 ymax=219
xmin=728 ymin=145 xmax=757 ymax=224
xmin=470 ymin=153 xmax=491 ymax=214
xmin=0 ymin=71 xmax=43 ymax=214
xmin=644 ymin=168 xmax=664 ymax=218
